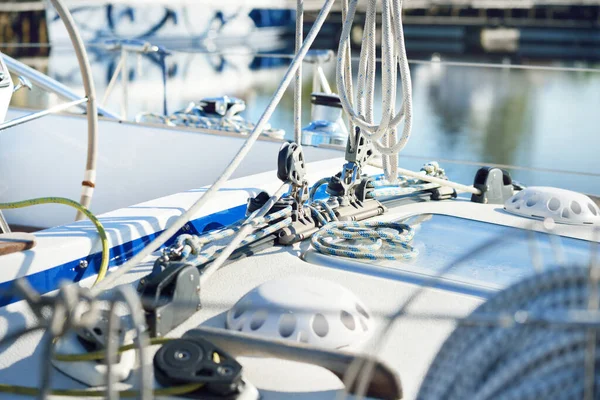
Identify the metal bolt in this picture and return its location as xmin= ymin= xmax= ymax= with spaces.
xmin=218 ymin=366 xmax=233 ymax=376
xmin=174 ymin=350 xmax=191 ymax=361
xmin=79 ymin=260 xmax=88 ymax=269
xmin=156 ymin=313 xmax=161 ymax=320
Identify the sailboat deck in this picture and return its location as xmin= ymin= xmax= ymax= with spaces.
xmin=0 ymin=159 xmax=596 ymax=399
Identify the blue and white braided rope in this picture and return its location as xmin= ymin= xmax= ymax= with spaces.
xmin=311 ymin=220 xmax=418 ymax=260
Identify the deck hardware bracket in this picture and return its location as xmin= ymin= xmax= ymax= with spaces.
xmin=75 ymin=309 xmax=125 ymax=363
xmin=277 ymin=142 xmax=310 ymax=207
xmin=138 ymin=262 xmax=201 ymax=337
xmin=277 ymin=216 xmax=319 ymax=245
xmin=186 ymin=327 xmax=402 ymax=400
xmin=246 ymin=192 xmax=297 ymax=219
xmin=154 ymin=336 xmax=246 ymax=398
xmin=52 ymin=310 xmax=136 ymax=386
xmin=327 ymin=127 xmax=375 ymax=201
xmin=430 ymin=186 xmax=458 ymax=201
xmin=471 ymin=167 xmax=514 ymax=204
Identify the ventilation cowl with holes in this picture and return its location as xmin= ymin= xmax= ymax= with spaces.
xmin=226 ymin=277 xmax=373 ymax=349
xmin=504 ymin=187 xmax=600 ymax=226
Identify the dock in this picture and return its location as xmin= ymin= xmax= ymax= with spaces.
xmin=303 ymin=1 xmax=600 ymax=60
xmin=1 ymin=0 xmax=599 ymax=60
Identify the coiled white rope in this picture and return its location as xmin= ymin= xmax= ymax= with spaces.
xmin=337 ymin=0 xmax=412 ymax=183
xmin=311 ymin=221 xmax=417 ymax=260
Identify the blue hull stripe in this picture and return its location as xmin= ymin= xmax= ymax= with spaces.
xmin=0 ymin=204 xmax=247 ymax=307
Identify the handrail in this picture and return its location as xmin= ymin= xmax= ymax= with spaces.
xmin=0 ymin=98 xmax=88 ymax=131
xmin=99 ymin=39 xmax=171 ymax=118
xmin=3 ymin=54 xmax=119 ymax=119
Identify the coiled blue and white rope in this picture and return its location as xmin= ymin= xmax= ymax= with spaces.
xmin=311 ymin=220 xmax=417 ymax=260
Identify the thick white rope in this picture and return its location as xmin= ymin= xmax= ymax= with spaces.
xmin=368 ymin=159 xmax=483 ymax=195
xmin=336 ymin=0 xmax=412 ymax=182
xmin=294 ymin=0 xmax=304 ymax=144
xmin=340 ymin=0 xmax=356 ymax=148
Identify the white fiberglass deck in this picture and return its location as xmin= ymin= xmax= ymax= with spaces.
xmin=0 ymin=159 xmax=596 ymax=399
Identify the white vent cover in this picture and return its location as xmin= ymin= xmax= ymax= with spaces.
xmin=226 ymin=277 xmax=373 ymax=349
xmin=504 ymin=187 xmax=600 ymax=226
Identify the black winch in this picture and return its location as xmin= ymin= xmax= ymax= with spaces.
xmin=154 ymin=336 xmax=245 ymax=398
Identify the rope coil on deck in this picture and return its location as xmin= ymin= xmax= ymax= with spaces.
xmin=417 ymin=266 xmax=600 ymax=400
xmin=311 ymin=220 xmax=417 ymax=260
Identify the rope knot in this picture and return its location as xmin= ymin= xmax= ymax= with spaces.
xmin=420 ymin=161 xmax=447 ymax=180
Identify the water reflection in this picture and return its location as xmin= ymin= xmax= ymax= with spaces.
xmin=8 ymin=46 xmax=600 ymax=195
xmin=423 ymin=64 xmax=535 ymax=166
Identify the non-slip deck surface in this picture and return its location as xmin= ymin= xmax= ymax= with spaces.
xmin=0 ymin=162 xmax=596 ymax=399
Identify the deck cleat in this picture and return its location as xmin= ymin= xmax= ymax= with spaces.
xmin=471 ymin=166 xmax=515 ymax=204
xmin=138 ymin=262 xmax=201 ymax=337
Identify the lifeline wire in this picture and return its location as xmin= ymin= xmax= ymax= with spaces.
xmin=4 ymin=42 xmax=600 ymax=75
xmin=91 ymin=0 xmax=338 ymax=295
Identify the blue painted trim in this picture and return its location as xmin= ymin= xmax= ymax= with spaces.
xmin=0 ymin=204 xmax=247 ymax=307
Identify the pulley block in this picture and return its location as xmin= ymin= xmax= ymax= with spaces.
xmin=138 ymin=262 xmax=201 ymax=337
xmin=154 ymin=336 xmax=245 ymax=398
xmin=277 ymin=142 xmax=306 ymax=186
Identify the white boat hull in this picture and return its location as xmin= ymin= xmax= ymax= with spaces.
xmin=0 ymin=109 xmax=341 ymax=228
